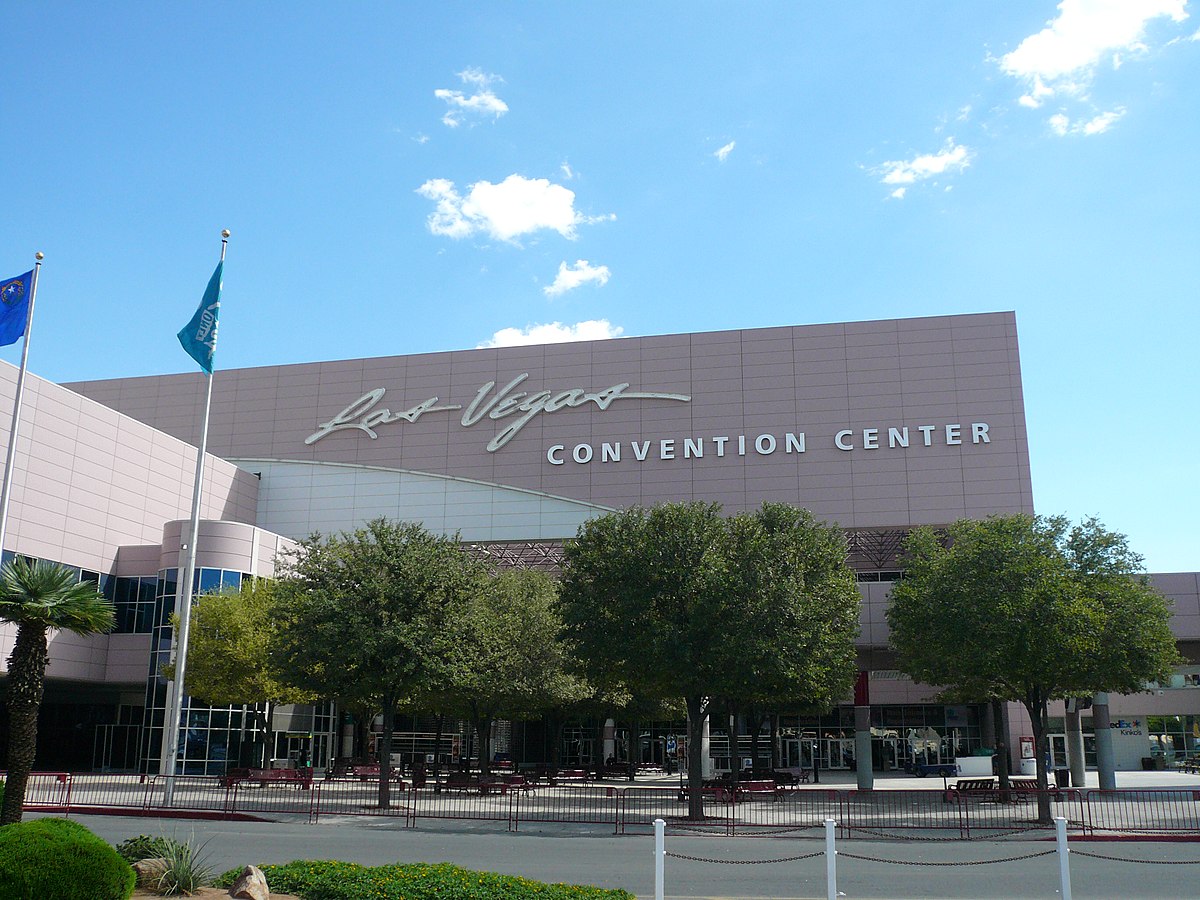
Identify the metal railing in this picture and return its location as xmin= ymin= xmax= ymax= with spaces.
xmin=7 ymin=772 xmax=1200 ymax=839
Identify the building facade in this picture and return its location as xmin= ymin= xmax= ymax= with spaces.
xmin=0 ymin=312 xmax=1194 ymax=774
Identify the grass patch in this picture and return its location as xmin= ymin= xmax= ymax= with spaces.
xmin=217 ymin=860 xmax=634 ymax=900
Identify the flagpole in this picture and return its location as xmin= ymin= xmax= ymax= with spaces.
xmin=162 ymin=231 xmax=228 ymax=805
xmin=0 ymin=252 xmax=44 ymax=560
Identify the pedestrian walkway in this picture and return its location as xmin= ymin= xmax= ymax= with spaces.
xmin=53 ymin=810 xmax=1200 ymax=900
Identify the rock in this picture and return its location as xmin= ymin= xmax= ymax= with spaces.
xmin=228 ymin=864 xmax=270 ymax=900
xmin=132 ymin=857 xmax=168 ymax=887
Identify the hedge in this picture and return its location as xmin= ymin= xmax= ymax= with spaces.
xmin=218 ymin=860 xmax=635 ymax=900
xmin=0 ymin=817 xmax=135 ymax=900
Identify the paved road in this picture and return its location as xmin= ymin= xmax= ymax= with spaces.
xmin=55 ymin=811 xmax=1200 ymax=899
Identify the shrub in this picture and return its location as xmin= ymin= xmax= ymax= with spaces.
xmin=115 ymin=833 xmax=172 ymax=863
xmin=0 ymin=817 xmax=135 ymax=900
xmin=218 ymin=860 xmax=635 ymax=900
xmin=153 ymin=834 xmax=215 ymax=896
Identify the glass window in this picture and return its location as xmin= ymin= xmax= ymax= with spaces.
xmin=221 ymin=570 xmax=241 ymax=590
xmin=198 ymin=568 xmax=221 ymax=594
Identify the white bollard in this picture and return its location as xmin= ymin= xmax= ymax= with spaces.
xmin=654 ymin=817 xmax=665 ymax=900
xmin=825 ymin=818 xmax=837 ymax=900
xmin=1055 ymin=816 xmax=1072 ymax=900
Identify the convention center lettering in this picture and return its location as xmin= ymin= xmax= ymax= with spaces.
xmin=304 ymin=373 xmax=992 ymax=463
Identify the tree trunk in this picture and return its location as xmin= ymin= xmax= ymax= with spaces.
xmin=478 ymin=717 xmax=493 ymax=776
xmin=433 ymin=713 xmax=445 ymax=787
xmin=1023 ymin=690 xmax=1053 ymax=825
xmin=770 ymin=714 xmax=780 ymax=769
xmin=1 ymin=624 xmax=48 ymax=825
xmin=992 ymin=698 xmax=1012 ymax=798
xmin=378 ymin=697 xmax=396 ymax=810
xmin=748 ymin=707 xmax=763 ymax=771
xmin=627 ymin=719 xmax=638 ymax=782
xmin=550 ymin=714 xmax=565 ymax=769
xmin=685 ymin=695 xmax=708 ymax=820
xmin=259 ymin=701 xmax=273 ymax=768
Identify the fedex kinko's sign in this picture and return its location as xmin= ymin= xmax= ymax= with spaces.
xmin=304 ymin=372 xmax=992 ymax=463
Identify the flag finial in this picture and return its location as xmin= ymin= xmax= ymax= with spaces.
xmin=221 ymin=229 xmax=230 ymax=239
xmin=34 ymin=252 xmax=43 ymax=261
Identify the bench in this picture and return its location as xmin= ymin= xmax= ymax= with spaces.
xmin=947 ymin=777 xmax=1062 ymax=803
xmin=445 ymin=772 xmax=508 ymax=794
xmin=325 ymin=761 xmax=380 ymax=782
xmin=223 ymin=767 xmax=314 ymax=790
xmin=678 ymin=779 xmax=781 ymax=803
xmin=731 ymin=779 xmax=782 ymax=801
xmin=550 ymin=769 xmax=589 ymax=785
xmin=944 ymin=777 xmax=995 ymax=802
xmin=500 ymin=774 xmax=535 ymax=793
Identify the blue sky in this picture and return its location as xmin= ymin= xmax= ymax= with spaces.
xmin=1 ymin=2 xmax=1197 ymax=571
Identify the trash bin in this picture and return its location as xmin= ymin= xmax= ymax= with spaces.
xmin=1054 ymin=767 xmax=1070 ymax=788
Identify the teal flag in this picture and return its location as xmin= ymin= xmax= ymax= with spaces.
xmin=177 ymin=261 xmax=222 ymax=373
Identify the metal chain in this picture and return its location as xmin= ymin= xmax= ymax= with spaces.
xmin=837 ymin=849 xmax=1057 ymax=867
xmin=668 ymin=822 xmax=732 ymax=834
xmin=1071 ymin=849 xmax=1200 ymax=865
xmin=664 ymin=850 xmax=824 ymax=865
xmin=846 ymin=824 xmax=1047 ymax=842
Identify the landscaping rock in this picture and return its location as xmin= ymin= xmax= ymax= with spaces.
xmin=228 ymin=864 xmax=270 ymax=900
xmin=132 ymin=857 xmax=168 ymax=887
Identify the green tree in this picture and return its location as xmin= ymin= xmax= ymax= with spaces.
xmin=713 ymin=504 xmax=860 ymax=780
xmin=0 ymin=558 xmax=114 ymax=823
xmin=887 ymin=515 xmax=1181 ymax=821
xmin=434 ymin=569 xmax=590 ymax=775
xmin=271 ymin=518 xmax=483 ymax=808
xmin=559 ymin=501 xmax=860 ymax=818
xmin=163 ymin=578 xmax=314 ymax=767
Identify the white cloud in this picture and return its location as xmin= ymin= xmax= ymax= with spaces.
xmin=1000 ymin=1 xmax=1188 ymax=102
xmin=435 ymin=68 xmax=509 ymax=127
xmin=414 ymin=133 xmax=430 ymax=145
xmin=877 ymin=140 xmax=972 ymax=186
xmin=477 ymin=319 xmax=624 ymax=348
xmin=417 ymin=174 xmax=613 ymax=243
xmin=1081 ymin=107 xmax=1126 ymax=133
xmin=560 ymin=161 xmax=575 ymax=180
xmin=544 ymin=260 xmax=611 ymax=297
xmin=1048 ymin=106 xmax=1126 ymax=136
xmin=890 ymin=187 xmax=907 ymax=200
xmin=714 ymin=141 xmax=736 ymax=162
xmin=1018 ymin=76 xmax=1056 ymax=109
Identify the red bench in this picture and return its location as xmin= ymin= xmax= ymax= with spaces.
xmin=223 ymin=767 xmax=313 ymax=790
xmin=730 ymin=779 xmax=782 ymax=801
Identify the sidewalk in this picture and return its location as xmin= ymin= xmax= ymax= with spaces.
xmin=54 ymin=810 xmax=1200 ymax=900
xmin=634 ymin=768 xmax=1200 ymax=791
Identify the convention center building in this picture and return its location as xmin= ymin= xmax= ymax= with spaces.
xmin=1 ymin=311 xmax=1196 ymax=776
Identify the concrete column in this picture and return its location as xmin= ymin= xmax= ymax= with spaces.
xmin=602 ymin=718 xmax=616 ymax=762
xmin=1092 ymin=692 xmax=1116 ymax=789
xmin=853 ymin=671 xmax=873 ymax=790
xmin=701 ymin=712 xmax=714 ymax=778
xmin=855 ymin=705 xmax=873 ymax=790
xmin=1065 ymin=701 xmax=1086 ymax=787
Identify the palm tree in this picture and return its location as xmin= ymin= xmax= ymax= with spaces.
xmin=1 ymin=558 xmax=114 ymax=824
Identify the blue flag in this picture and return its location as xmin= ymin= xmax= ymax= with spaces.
xmin=177 ymin=261 xmax=222 ymax=373
xmin=0 ymin=270 xmax=33 ymax=347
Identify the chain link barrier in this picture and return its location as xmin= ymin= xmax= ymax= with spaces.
xmin=845 ymin=824 xmax=1049 ymax=842
xmin=664 ymin=849 xmax=824 ymax=865
xmin=1070 ymin=849 xmax=1200 ymax=865
xmin=837 ymin=849 xmax=1057 ymax=867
